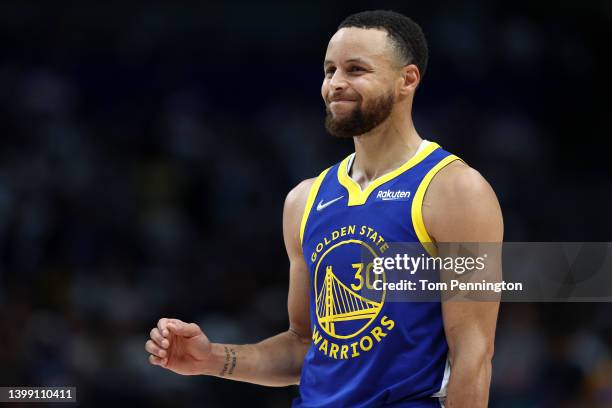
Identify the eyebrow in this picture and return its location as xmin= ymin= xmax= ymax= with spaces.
xmin=324 ymin=57 xmax=371 ymax=67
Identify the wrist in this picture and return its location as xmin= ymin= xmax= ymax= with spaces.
xmin=199 ymin=343 xmax=226 ymax=376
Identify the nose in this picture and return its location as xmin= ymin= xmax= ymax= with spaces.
xmin=329 ymin=69 xmax=348 ymax=90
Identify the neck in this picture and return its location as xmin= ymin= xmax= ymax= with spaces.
xmin=350 ymin=109 xmax=422 ymax=188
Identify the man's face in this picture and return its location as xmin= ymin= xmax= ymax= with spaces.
xmin=322 ymin=27 xmax=400 ymax=138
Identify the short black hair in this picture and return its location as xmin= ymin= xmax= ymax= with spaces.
xmin=338 ymin=10 xmax=429 ymax=78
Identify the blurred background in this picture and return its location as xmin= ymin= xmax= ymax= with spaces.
xmin=1 ymin=1 xmax=611 ymax=407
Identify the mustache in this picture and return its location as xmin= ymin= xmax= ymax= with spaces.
xmin=327 ymin=93 xmax=359 ymax=103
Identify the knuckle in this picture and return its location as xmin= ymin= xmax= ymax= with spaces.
xmin=147 ymin=342 xmax=159 ymax=354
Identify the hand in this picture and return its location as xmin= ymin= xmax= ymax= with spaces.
xmin=145 ymin=318 xmax=213 ymax=375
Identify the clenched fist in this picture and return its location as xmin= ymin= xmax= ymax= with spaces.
xmin=145 ymin=318 xmax=213 ymax=375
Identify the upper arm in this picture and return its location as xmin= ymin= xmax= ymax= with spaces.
xmin=422 ymin=161 xmax=503 ymax=360
xmin=423 ymin=160 xmax=503 ymax=243
xmin=282 ymin=178 xmax=316 ymax=341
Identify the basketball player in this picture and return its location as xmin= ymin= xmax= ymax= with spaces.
xmin=145 ymin=10 xmax=502 ymax=407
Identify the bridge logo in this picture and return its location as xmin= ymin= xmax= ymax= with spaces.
xmin=314 ymin=240 xmax=385 ymax=340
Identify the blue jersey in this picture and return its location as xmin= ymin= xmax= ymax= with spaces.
xmin=294 ymin=141 xmax=461 ymax=408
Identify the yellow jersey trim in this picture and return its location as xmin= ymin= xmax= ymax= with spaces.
xmin=411 ymin=154 xmax=463 ymax=257
xmin=337 ymin=142 xmax=441 ymax=206
xmin=300 ymin=167 xmax=331 ymax=244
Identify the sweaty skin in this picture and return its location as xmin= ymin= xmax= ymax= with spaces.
xmin=145 ymin=26 xmax=502 ymax=407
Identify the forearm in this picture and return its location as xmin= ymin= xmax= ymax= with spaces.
xmin=445 ymin=353 xmax=492 ymax=407
xmin=201 ymin=330 xmax=311 ymax=387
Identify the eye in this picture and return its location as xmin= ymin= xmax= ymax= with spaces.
xmin=349 ymin=66 xmax=365 ymax=73
xmin=324 ymin=67 xmax=336 ymax=77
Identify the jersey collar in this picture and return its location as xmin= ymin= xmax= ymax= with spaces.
xmin=337 ymin=142 xmax=440 ymax=206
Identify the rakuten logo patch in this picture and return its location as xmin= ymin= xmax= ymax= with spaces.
xmin=375 ymin=190 xmax=411 ymax=201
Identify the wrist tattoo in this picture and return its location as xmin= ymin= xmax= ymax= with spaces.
xmin=219 ymin=346 xmax=237 ymax=377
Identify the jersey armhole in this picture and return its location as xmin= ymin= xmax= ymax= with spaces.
xmin=299 ymin=167 xmax=331 ymax=244
xmin=411 ymin=155 xmax=463 ymax=257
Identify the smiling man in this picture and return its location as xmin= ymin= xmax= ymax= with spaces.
xmin=145 ymin=10 xmax=502 ymax=407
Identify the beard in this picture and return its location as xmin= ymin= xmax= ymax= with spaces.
xmin=325 ymin=90 xmax=395 ymax=138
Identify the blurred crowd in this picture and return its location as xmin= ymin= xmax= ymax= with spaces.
xmin=0 ymin=2 xmax=611 ymax=407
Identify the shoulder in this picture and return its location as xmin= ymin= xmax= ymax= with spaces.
xmin=429 ymin=160 xmax=493 ymax=200
xmin=284 ymin=164 xmax=334 ymax=245
xmin=284 ymin=165 xmax=333 ymax=215
xmin=284 ymin=167 xmax=330 ymax=240
xmin=285 ymin=178 xmax=317 ymax=213
xmin=283 ymin=175 xmax=324 ymax=256
xmin=423 ymin=160 xmax=503 ymax=242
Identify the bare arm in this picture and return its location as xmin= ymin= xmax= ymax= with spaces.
xmin=145 ymin=178 xmax=315 ymax=387
xmin=423 ymin=161 xmax=503 ymax=407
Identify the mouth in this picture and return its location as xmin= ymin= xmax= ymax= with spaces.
xmin=328 ymin=93 xmax=357 ymax=103
xmin=330 ymin=100 xmax=356 ymax=105
xmin=329 ymin=98 xmax=357 ymax=107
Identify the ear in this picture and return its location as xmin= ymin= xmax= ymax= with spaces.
xmin=398 ymin=64 xmax=420 ymax=96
